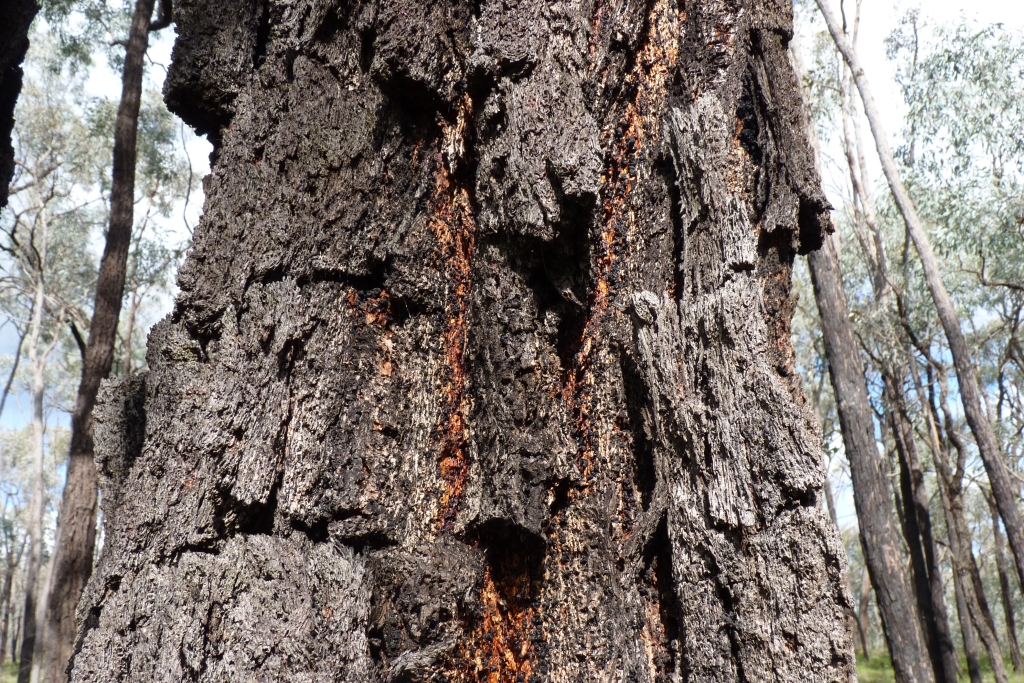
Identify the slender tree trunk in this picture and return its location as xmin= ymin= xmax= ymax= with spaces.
xmin=947 ymin=530 xmax=984 ymax=683
xmin=884 ymin=377 xmax=958 ymax=683
xmin=41 ymin=1 xmax=164 ymax=680
xmin=808 ymin=236 xmax=933 ymax=683
xmin=0 ymin=0 xmax=38 ymax=208
xmin=11 ymin=596 xmax=20 ymax=665
xmin=945 ymin=483 xmax=1008 ymax=683
xmin=0 ymin=565 xmax=13 ymax=665
xmin=991 ymin=496 xmax=1023 ymax=671
xmin=965 ymin=535 xmax=1004 ymax=668
xmin=932 ymin=403 xmax=1008 ymax=683
xmin=815 ymin=0 xmax=1024 ymax=601
xmin=11 ymin=597 xmax=20 ymax=665
xmin=68 ymin=1 xmax=855 ymax=681
xmin=857 ymin=565 xmax=872 ymax=659
xmin=17 ymin=267 xmax=48 ymax=683
xmin=793 ymin=32 xmax=928 ymax=682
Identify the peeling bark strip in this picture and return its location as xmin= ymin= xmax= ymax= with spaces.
xmin=432 ymin=95 xmax=477 ymax=529
xmin=70 ymin=1 xmax=854 ymax=681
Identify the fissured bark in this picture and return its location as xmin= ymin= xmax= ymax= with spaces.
xmin=70 ymin=1 xmax=854 ymax=681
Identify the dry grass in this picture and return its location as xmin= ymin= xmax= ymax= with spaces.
xmin=857 ymin=655 xmax=1024 ymax=683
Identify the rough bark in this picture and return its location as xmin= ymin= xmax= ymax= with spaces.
xmin=816 ymin=0 xmax=1024 ymax=602
xmin=70 ymin=1 xmax=854 ymax=681
xmin=0 ymin=0 xmax=38 ymax=208
xmin=42 ymin=1 xmax=166 ymax=681
xmin=808 ymin=237 xmax=931 ymax=683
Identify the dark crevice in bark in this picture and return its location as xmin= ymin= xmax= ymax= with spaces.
xmin=545 ymin=480 xmax=573 ymax=521
xmin=735 ymin=80 xmax=763 ymax=166
xmin=359 ymin=27 xmax=376 ymax=74
xmin=253 ymin=0 xmax=271 ymax=68
xmin=452 ymin=538 xmax=542 ymax=682
xmin=236 ymin=477 xmax=281 ymax=537
xmin=288 ymin=516 xmax=330 ymax=544
xmin=620 ymin=350 xmax=658 ymax=509
xmin=797 ymin=199 xmax=830 ymax=256
xmin=658 ymin=155 xmax=687 ymax=300
xmin=643 ymin=517 xmax=681 ymax=680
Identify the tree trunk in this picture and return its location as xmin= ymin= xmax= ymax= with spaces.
xmin=884 ymin=379 xmax=958 ymax=683
xmin=815 ymin=0 xmax=1024 ymax=602
xmin=0 ymin=564 xmax=14 ymax=665
xmin=69 ymin=1 xmax=854 ymax=681
xmin=948 ymin=538 xmax=984 ymax=683
xmin=0 ymin=0 xmax=38 ymax=208
xmin=857 ymin=564 xmax=872 ymax=659
xmin=793 ymin=30 xmax=927 ymax=681
xmin=17 ymin=268 xmax=48 ymax=683
xmin=808 ymin=236 xmax=932 ymax=683
xmin=991 ymin=496 xmax=1023 ymax=672
xmin=42 ymin=1 xmax=164 ymax=680
xmin=933 ymin=407 xmax=1008 ymax=683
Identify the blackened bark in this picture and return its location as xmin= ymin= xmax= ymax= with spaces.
xmin=0 ymin=0 xmax=37 ymax=208
xmin=808 ymin=236 xmax=932 ymax=683
xmin=69 ymin=1 xmax=854 ymax=681
xmin=43 ymin=1 xmax=165 ymax=680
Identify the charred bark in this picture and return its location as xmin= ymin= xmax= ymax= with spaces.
xmin=0 ymin=0 xmax=37 ymax=208
xmin=69 ymin=1 xmax=853 ymax=681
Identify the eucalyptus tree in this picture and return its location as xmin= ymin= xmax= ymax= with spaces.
xmin=816 ymin=0 xmax=1024 ymax=611
xmin=36 ymin=0 xmax=180 ymax=676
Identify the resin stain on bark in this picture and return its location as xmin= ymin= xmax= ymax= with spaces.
xmin=432 ymin=94 xmax=478 ymax=530
xmin=68 ymin=1 xmax=854 ymax=680
xmin=449 ymin=549 xmax=539 ymax=683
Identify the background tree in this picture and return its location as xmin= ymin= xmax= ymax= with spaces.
xmin=0 ymin=16 xmax=191 ymax=680
xmin=793 ymin=2 xmax=1024 ymax=679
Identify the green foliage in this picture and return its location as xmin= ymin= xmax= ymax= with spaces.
xmin=38 ymin=0 xmax=135 ymax=70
